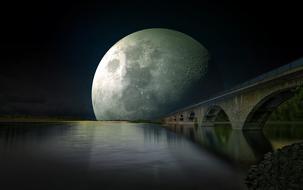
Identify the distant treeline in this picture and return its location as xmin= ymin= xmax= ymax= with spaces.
xmin=0 ymin=114 xmax=89 ymax=121
xmin=269 ymin=86 xmax=303 ymax=121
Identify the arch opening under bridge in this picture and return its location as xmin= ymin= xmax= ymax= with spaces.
xmin=243 ymin=88 xmax=297 ymax=129
xmin=203 ymin=105 xmax=231 ymax=127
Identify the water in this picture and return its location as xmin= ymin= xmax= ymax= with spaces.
xmin=0 ymin=121 xmax=302 ymax=190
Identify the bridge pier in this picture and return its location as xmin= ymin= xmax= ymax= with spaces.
xmin=230 ymin=121 xmax=245 ymax=130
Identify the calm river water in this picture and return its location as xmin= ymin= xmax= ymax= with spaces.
xmin=0 ymin=121 xmax=302 ymax=190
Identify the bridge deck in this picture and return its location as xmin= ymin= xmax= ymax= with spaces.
xmin=169 ymin=58 xmax=303 ymax=115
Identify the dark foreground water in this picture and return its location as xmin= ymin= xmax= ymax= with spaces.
xmin=0 ymin=121 xmax=302 ymax=190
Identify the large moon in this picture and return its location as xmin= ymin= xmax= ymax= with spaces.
xmin=92 ymin=28 xmax=209 ymax=120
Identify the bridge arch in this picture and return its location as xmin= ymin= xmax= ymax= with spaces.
xmin=203 ymin=105 xmax=230 ymax=126
xmin=187 ymin=111 xmax=196 ymax=121
xmin=243 ymin=88 xmax=296 ymax=129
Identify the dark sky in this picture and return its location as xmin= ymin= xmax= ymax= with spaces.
xmin=0 ymin=0 xmax=302 ymax=118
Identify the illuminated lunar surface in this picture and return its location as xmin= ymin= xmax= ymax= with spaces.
xmin=92 ymin=28 xmax=209 ymax=120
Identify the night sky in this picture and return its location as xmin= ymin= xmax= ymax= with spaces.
xmin=1 ymin=1 xmax=302 ymax=119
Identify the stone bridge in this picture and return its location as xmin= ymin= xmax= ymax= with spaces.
xmin=162 ymin=58 xmax=303 ymax=130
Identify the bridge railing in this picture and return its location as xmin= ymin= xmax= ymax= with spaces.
xmin=226 ymin=57 xmax=303 ymax=94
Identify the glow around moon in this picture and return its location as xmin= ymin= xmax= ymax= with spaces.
xmin=92 ymin=28 xmax=209 ymax=120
